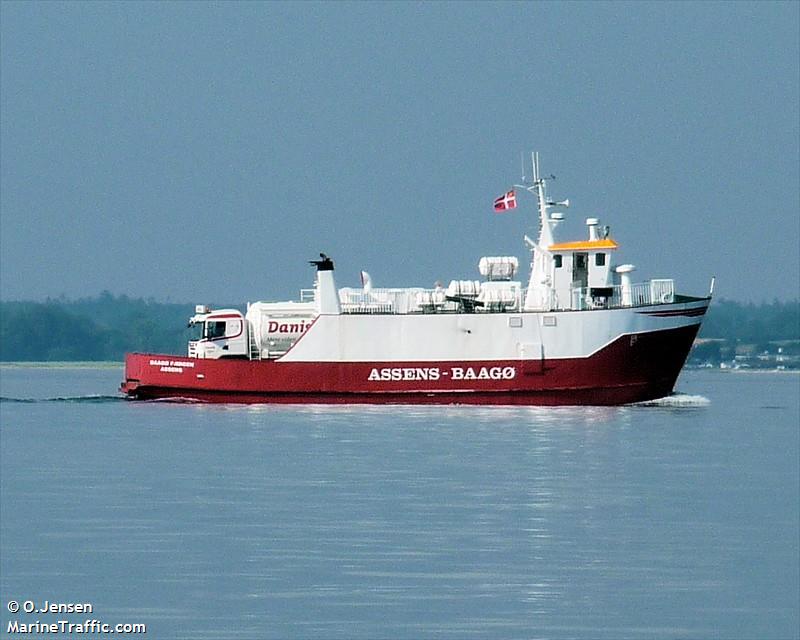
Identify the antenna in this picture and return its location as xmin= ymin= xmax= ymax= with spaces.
xmin=520 ymin=151 xmax=526 ymax=182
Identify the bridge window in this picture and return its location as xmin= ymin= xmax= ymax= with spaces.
xmin=595 ymin=253 xmax=606 ymax=267
xmin=554 ymin=254 xmax=563 ymax=268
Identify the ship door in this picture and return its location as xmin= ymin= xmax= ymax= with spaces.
xmin=573 ymin=253 xmax=589 ymax=289
xmin=518 ymin=342 xmax=544 ymax=375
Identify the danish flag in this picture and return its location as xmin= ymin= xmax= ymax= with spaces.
xmin=493 ymin=189 xmax=517 ymax=212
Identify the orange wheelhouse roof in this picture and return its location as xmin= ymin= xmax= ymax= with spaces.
xmin=548 ymin=238 xmax=619 ymax=252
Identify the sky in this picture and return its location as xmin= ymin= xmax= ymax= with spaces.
xmin=1 ymin=1 xmax=798 ymax=304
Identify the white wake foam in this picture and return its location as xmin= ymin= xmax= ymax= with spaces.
xmin=632 ymin=393 xmax=711 ymax=407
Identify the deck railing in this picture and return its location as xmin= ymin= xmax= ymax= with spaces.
xmin=317 ymin=279 xmax=675 ymax=315
xmin=339 ymin=288 xmax=429 ymax=314
xmin=561 ymin=279 xmax=674 ymax=311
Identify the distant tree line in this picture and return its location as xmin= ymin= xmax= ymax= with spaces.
xmin=690 ymin=298 xmax=799 ymax=365
xmin=698 ymin=299 xmax=799 ymax=344
xmin=0 ymin=292 xmax=224 ymax=361
xmin=0 ymin=293 xmax=797 ymax=362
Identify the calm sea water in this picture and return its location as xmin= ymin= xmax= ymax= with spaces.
xmin=1 ymin=366 xmax=798 ymax=640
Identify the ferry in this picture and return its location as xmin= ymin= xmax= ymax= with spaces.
xmin=120 ymin=154 xmax=712 ymax=405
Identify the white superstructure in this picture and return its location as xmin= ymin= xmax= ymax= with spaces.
xmin=184 ymin=154 xmax=706 ymax=363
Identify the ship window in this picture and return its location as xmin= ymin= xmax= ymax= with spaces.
xmin=225 ymin=319 xmax=242 ymax=337
xmin=206 ymin=321 xmax=226 ymax=339
xmin=595 ymin=253 xmax=606 ymax=267
xmin=554 ymin=254 xmax=563 ymax=268
xmin=189 ymin=323 xmax=204 ymax=341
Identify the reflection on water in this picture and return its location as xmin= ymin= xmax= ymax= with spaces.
xmin=243 ymin=401 xmax=627 ymax=426
xmin=1 ymin=368 xmax=798 ymax=639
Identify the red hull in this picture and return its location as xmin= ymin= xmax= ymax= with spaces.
xmin=120 ymin=324 xmax=700 ymax=406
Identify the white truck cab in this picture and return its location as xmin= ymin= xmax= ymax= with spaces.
xmin=188 ymin=306 xmax=248 ymax=359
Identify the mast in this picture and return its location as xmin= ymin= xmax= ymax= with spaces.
xmin=532 ymin=152 xmax=555 ymax=248
xmin=522 ymin=153 xmax=558 ymax=310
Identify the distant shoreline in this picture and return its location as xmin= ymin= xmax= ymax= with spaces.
xmin=0 ymin=362 xmax=122 ymax=369
xmin=1 ymin=362 xmax=796 ymax=374
xmin=684 ymin=366 xmax=799 ymax=374
xmin=714 ymin=368 xmax=800 ymax=374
